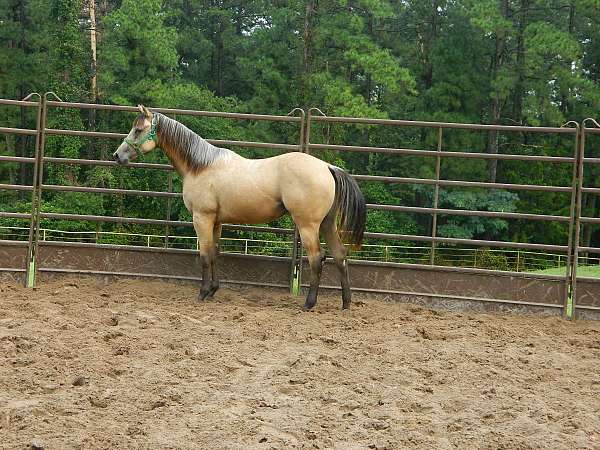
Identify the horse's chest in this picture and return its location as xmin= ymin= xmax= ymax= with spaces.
xmin=182 ymin=192 xmax=193 ymax=212
xmin=182 ymin=180 xmax=215 ymax=213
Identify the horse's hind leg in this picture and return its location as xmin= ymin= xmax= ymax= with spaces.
xmin=321 ymin=218 xmax=351 ymax=309
xmin=298 ymin=222 xmax=325 ymax=311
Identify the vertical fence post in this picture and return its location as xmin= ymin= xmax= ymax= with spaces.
xmin=563 ymin=121 xmax=582 ymax=319
xmin=30 ymin=94 xmax=58 ymax=286
xmin=430 ymin=127 xmax=443 ymax=266
xmin=569 ymin=120 xmax=595 ymax=319
xmin=24 ymin=93 xmax=42 ymax=287
xmin=288 ymin=108 xmax=306 ymax=295
xmin=31 ymin=92 xmax=62 ymax=286
xmin=165 ymin=171 xmax=173 ymax=248
xmin=25 ymin=93 xmax=52 ymax=288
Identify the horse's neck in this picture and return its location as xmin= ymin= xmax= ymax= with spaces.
xmin=156 ymin=114 xmax=231 ymax=175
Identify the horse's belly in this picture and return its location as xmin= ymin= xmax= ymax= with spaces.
xmin=218 ymin=199 xmax=285 ymax=224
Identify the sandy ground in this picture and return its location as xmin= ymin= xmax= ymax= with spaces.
xmin=1 ymin=276 xmax=599 ymax=450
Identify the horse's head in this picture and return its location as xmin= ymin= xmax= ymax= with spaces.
xmin=113 ymin=104 xmax=158 ymax=165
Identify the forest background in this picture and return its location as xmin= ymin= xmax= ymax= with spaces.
xmin=1 ymin=0 xmax=599 ymax=268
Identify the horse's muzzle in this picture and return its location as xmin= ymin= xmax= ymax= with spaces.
xmin=113 ymin=153 xmax=128 ymax=165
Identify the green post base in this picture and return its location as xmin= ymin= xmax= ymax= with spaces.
xmin=26 ymin=261 xmax=35 ymax=288
xmin=290 ymin=266 xmax=300 ymax=295
xmin=566 ymin=294 xmax=573 ymax=319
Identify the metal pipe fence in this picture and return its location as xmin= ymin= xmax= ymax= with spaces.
xmin=571 ymin=121 xmax=600 ymax=310
xmin=2 ymin=93 xmax=305 ymax=289
xmin=305 ymin=108 xmax=584 ymax=317
xmin=1 ymin=94 xmax=599 ymax=318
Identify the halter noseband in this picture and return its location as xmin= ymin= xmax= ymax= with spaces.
xmin=123 ymin=114 xmax=157 ymax=151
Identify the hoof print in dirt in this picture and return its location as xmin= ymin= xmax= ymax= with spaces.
xmin=103 ymin=331 xmax=124 ymax=341
xmin=145 ymin=400 xmax=167 ymax=411
xmin=89 ymin=396 xmax=109 ymax=408
xmin=305 ymin=431 xmax=318 ymax=440
xmin=127 ymin=424 xmax=147 ymax=437
xmin=365 ymin=419 xmax=390 ymax=431
xmin=70 ymin=375 xmax=87 ymax=387
xmin=113 ymin=345 xmax=130 ymax=356
xmin=108 ymin=315 xmax=119 ymax=326
xmin=258 ymin=400 xmax=279 ymax=409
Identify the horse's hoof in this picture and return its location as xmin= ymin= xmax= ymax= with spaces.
xmin=302 ymin=303 xmax=315 ymax=312
xmin=206 ymin=284 xmax=220 ymax=298
xmin=342 ymin=303 xmax=350 ymax=310
xmin=197 ymin=290 xmax=211 ymax=301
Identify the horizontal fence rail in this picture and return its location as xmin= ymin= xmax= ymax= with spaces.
xmin=308 ymin=143 xmax=577 ymax=163
xmin=309 ymin=114 xmax=578 ymax=133
xmin=1 ymin=95 xmax=599 ymax=319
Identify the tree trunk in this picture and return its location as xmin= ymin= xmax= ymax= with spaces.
xmin=301 ymin=0 xmax=317 ymax=108
xmin=18 ymin=0 xmax=28 ymax=198
xmin=423 ymin=0 xmax=438 ymax=90
xmin=486 ymin=0 xmax=509 ymax=183
xmin=5 ymin=135 xmax=16 ymax=185
xmin=217 ymin=20 xmax=224 ymax=96
xmin=559 ymin=2 xmax=576 ymax=116
xmin=88 ymin=0 xmax=98 ymax=157
xmin=512 ymin=0 xmax=528 ymax=123
xmin=486 ymin=97 xmax=501 ymax=183
xmin=582 ymin=194 xmax=597 ymax=261
xmin=365 ymin=12 xmax=373 ymax=104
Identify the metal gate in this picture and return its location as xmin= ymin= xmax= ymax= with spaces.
xmin=1 ymin=93 xmax=598 ymax=319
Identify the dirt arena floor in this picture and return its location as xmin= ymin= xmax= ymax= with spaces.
xmin=1 ymin=277 xmax=600 ymax=449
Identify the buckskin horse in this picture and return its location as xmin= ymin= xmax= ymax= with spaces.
xmin=113 ymin=105 xmax=366 ymax=311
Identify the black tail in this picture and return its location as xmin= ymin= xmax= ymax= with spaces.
xmin=328 ymin=165 xmax=367 ymax=249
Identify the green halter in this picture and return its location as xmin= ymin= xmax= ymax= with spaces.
xmin=123 ymin=114 xmax=157 ymax=151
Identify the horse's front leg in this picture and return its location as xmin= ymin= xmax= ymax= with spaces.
xmin=193 ymin=212 xmax=217 ymax=301
xmin=206 ymin=223 xmax=222 ymax=298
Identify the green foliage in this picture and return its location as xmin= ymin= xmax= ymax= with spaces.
xmin=99 ymin=0 xmax=178 ymax=102
xmin=437 ymin=189 xmax=519 ymax=240
xmin=474 ymin=248 xmax=509 ymax=271
xmin=1 ymin=0 xmax=600 ymax=256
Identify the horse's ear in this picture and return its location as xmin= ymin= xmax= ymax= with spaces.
xmin=137 ymin=104 xmax=152 ymax=119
